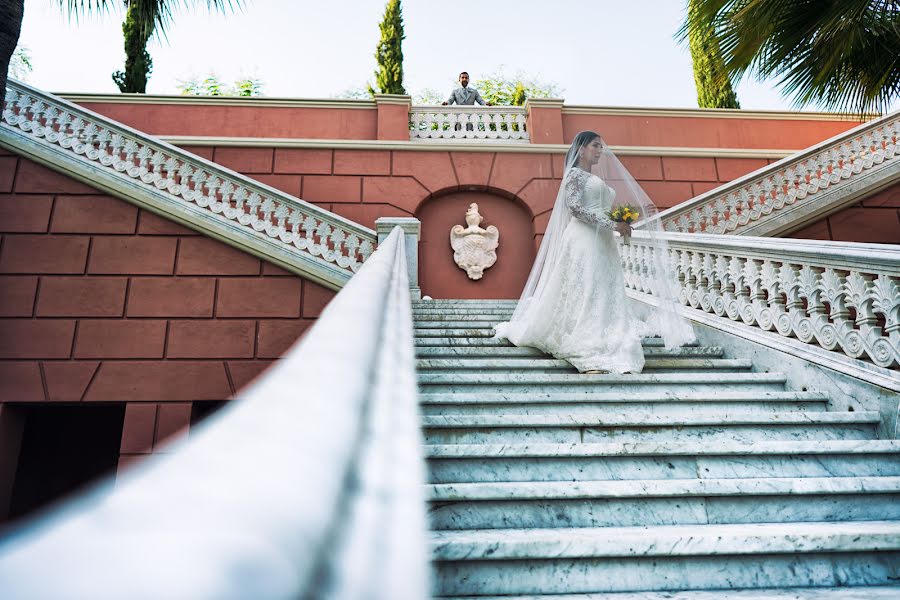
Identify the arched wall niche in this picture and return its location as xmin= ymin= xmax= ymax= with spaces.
xmin=415 ymin=189 xmax=536 ymax=299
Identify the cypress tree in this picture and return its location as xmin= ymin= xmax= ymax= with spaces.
xmin=371 ymin=0 xmax=406 ymax=95
xmin=687 ymin=0 xmax=740 ymax=109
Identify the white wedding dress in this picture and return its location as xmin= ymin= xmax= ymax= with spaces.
xmin=495 ymin=167 xmax=645 ymax=373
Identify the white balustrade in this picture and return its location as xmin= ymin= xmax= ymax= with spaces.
xmin=656 ymin=111 xmax=900 ymax=236
xmin=1 ymin=80 xmax=377 ymax=288
xmin=622 ymin=232 xmax=900 ymax=372
xmin=0 ymin=226 xmax=429 ymax=600
xmin=409 ymin=105 xmax=529 ymax=142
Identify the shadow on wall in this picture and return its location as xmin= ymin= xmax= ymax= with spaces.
xmin=417 ymin=190 xmax=535 ymax=299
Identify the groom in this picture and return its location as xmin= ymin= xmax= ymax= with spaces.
xmin=443 ymin=72 xmax=492 ymax=107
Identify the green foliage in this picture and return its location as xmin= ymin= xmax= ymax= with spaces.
xmin=334 ymin=86 xmax=374 ymax=100
xmin=686 ymin=0 xmax=740 ymax=108
xmin=112 ymin=2 xmax=153 ymax=93
xmin=371 ymin=0 xmax=406 ymax=95
xmin=473 ymin=69 xmax=561 ymax=106
xmin=176 ymin=74 xmax=264 ymax=97
xmin=9 ymin=46 xmax=32 ymax=81
xmin=679 ymin=0 xmax=900 ymax=115
xmin=413 ymin=88 xmax=444 ymax=104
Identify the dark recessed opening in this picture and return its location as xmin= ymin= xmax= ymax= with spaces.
xmin=7 ymin=404 xmax=125 ymax=523
xmin=190 ymin=400 xmax=228 ymax=427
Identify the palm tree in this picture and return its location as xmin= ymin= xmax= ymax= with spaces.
xmin=0 ymin=0 xmax=25 ymax=104
xmin=680 ymin=0 xmax=900 ymax=114
xmin=59 ymin=0 xmax=244 ymax=93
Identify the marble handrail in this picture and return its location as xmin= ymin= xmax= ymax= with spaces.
xmin=409 ymin=105 xmax=529 ymax=142
xmin=1 ymin=79 xmax=377 ymax=290
xmin=655 ymin=110 xmax=900 ymax=236
xmin=621 ymin=232 xmax=900 ymax=379
xmin=0 ymin=226 xmax=429 ymax=600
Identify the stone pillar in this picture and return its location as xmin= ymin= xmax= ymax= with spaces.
xmin=525 ymin=98 xmax=565 ymax=145
xmin=374 ymin=94 xmax=412 ymax=141
xmin=375 ymin=217 xmax=422 ymax=301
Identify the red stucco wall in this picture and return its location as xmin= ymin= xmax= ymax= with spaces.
xmin=789 ymin=182 xmax=900 ymax=243
xmin=0 ymin=153 xmax=335 ymax=476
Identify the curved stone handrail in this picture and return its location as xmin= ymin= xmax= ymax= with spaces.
xmin=1 ymin=79 xmax=377 ymax=290
xmin=410 ymin=105 xmax=529 ymax=142
xmin=655 ymin=111 xmax=900 ymax=236
xmin=622 ymin=232 xmax=900 ymax=388
xmin=0 ymin=226 xmax=429 ymax=599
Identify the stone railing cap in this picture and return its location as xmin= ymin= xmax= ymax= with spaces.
xmin=374 ymin=94 xmax=412 ymax=105
xmin=376 ymin=216 xmax=421 ymax=235
xmin=524 ymin=97 xmax=565 ymax=109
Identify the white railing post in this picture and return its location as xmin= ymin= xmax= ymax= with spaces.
xmin=376 ymin=217 xmax=422 ymax=300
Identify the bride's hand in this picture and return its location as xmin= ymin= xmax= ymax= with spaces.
xmin=616 ymin=222 xmax=632 ymax=237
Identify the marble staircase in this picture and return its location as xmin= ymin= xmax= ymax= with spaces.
xmin=415 ymin=300 xmax=900 ymax=598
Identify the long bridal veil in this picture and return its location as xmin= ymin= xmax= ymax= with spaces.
xmin=500 ymin=132 xmax=695 ymax=349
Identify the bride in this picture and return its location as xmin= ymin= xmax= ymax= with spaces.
xmin=494 ymin=131 xmax=694 ymax=374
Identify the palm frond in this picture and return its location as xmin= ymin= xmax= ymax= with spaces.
xmin=679 ymin=0 xmax=900 ymax=114
xmin=56 ymin=0 xmax=245 ymax=40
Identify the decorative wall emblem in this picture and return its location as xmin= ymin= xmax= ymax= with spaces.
xmin=450 ymin=203 xmax=499 ymax=280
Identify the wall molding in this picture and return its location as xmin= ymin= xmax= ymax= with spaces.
xmin=161 ymin=135 xmax=797 ymax=158
xmin=56 ymin=93 xmax=873 ymax=121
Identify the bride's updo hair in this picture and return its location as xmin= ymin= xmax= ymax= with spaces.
xmin=566 ymin=131 xmax=603 ymax=168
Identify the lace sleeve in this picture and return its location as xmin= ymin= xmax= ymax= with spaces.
xmin=564 ymin=171 xmax=614 ymax=229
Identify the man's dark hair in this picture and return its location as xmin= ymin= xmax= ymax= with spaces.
xmin=459 ymin=71 xmax=469 ymax=78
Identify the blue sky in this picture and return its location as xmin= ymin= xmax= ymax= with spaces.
xmin=15 ymin=0 xmax=891 ymax=111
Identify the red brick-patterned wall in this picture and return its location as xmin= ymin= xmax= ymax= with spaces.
xmin=0 ymin=153 xmax=335 ymax=474
xmin=789 ymin=182 xmax=900 ymax=243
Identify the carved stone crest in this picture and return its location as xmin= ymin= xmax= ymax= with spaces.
xmin=450 ymin=203 xmax=499 ymax=280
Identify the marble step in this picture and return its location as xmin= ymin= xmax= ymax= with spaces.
xmin=427 ymin=440 xmax=900 ymax=483
xmin=421 ymin=394 xmax=827 ymax=417
xmin=418 ymin=372 xmax=788 ymax=394
xmin=430 ymin=521 xmax=900 ymax=595
xmin=420 ymin=390 xmax=828 ymax=405
xmin=416 ymin=327 xmax=508 ymax=337
xmin=415 ymin=337 xmax=678 ymax=347
xmin=427 ymin=476 xmax=900 ymax=530
xmin=422 ymin=412 xmax=880 ymax=444
xmin=414 ymin=301 xmax=518 ymax=309
xmin=415 ymin=321 xmax=508 ymax=329
xmin=416 ymin=358 xmax=753 ymax=373
xmin=413 ymin=317 xmax=513 ymax=324
xmin=413 ymin=309 xmax=515 ymax=317
xmin=434 ymin=585 xmax=900 ymax=599
xmin=415 ymin=346 xmax=725 ymax=358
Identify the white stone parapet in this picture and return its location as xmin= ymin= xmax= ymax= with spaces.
xmin=621 ymin=232 xmax=900 ymax=377
xmin=409 ymin=105 xmax=529 ymax=142
xmin=655 ymin=110 xmax=900 ymax=236
xmin=1 ymin=79 xmax=378 ymax=290
xmin=0 ymin=226 xmax=429 ymax=599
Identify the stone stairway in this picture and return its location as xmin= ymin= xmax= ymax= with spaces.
xmin=415 ymin=300 xmax=900 ymax=599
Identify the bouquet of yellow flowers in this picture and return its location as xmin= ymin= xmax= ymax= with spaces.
xmin=608 ymin=204 xmax=640 ymax=244
xmin=609 ymin=204 xmax=640 ymax=224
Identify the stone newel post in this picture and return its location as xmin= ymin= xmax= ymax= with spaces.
xmin=524 ymin=98 xmax=565 ymax=145
xmin=375 ymin=217 xmax=422 ymax=300
xmin=374 ymin=94 xmax=412 ymax=141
